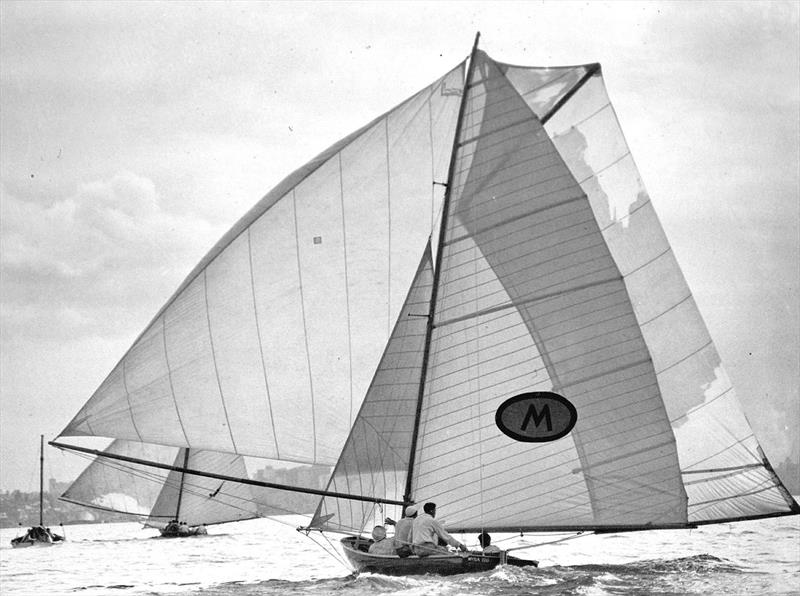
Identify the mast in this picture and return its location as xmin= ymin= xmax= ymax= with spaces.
xmin=174 ymin=448 xmax=190 ymax=522
xmin=403 ymin=32 xmax=481 ymax=505
xmin=39 ymin=434 xmax=44 ymax=527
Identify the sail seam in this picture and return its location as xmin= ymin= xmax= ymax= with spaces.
xmin=689 ymin=480 xmax=777 ymax=509
xmin=292 ymin=189 xmax=318 ymax=462
xmin=683 ymin=433 xmax=757 ymax=472
xmin=120 ymin=359 xmax=143 ymax=442
xmin=670 ymin=386 xmax=733 ymax=424
xmin=162 ymin=315 xmax=190 ymax=445
xmin=338 ymin=153 xmax=356 ymax=425
xmin=246 ymin=227 xmax=280 ymax=458
xmin=203 ymin=271 xmax=238 ymax=453
xmin=654 ymin=339 xmax=713 ymax=375
xmin=457 ymin=116 xmax=531 ymax=147
xmin=443 ymin=195 xmax=586 ymax=247
xmin=435 ymin=276 xmax=621 ymax=329
xmin=556 ymin=357 xmax=653 ymax=391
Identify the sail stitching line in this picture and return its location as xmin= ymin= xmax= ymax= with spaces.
xmin=203 ymin=271 xmax=238 ymax=452
xmin=669 ymin=386 xmax=733 ymax=424
xmin=683 ymin=432 xmax=757 ymax=471
xmin=428 ymin=321 xmax=645 ymax=392
xmin=689 ymin=479 xmax=776 ymax=509
xmin=444 ymin=195 xmax=587 ymax=247
xmin=247 ymin=227 xmax=281 ymax=458
xmin=654 ymin=339 xmax=713 ymax=376
xmin=162 ymin=315 xmax=190 ymax=445
xmin=120 ymin=358 xmax=143 ymax=442
xmin=435 ymin=276 xmax=621 ymax=328
xmin=292 ymin=189 xmax=318 ymax=461
xmin=442 ymin=231 xmax=609 ymax=293
xmin=337 ymin=153 xmax=355 ymax=425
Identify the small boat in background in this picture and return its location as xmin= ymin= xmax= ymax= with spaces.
xmin=11 ymin=435 xmax=65 ymax=548
xmin=59 ymin=440 xmax=259 ymax=538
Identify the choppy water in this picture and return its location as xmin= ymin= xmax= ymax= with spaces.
xmin=1 ymin=513 xmax=798 ymax=595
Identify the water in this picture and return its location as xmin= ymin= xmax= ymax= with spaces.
xmin=1 ymin=514 xmax=798 ymax=595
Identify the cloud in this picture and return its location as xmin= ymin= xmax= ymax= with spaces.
xmin=0 ymin=171 xmax=217 ymax=343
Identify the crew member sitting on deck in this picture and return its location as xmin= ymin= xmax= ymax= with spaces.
xmin=477 ymin=531 xmax=501 ymax=554
xmin=390 ymin=505 xmax=417 ymax=557
xmin=411 ymin=502 xmax=466 ymax=556
xmin=368 ymin=525 xmax=396 ymax=555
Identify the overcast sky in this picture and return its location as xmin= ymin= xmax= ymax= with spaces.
xmin=1 ymin=1 xmax=798 ymax=492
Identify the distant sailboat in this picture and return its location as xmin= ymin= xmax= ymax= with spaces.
xmin=11 ymin=435 xmax=65 ymax=548
xmin=51 ymin=33 xmax=799 ymax=574
xmin=60 ymin=440 xmax=259 ymax=536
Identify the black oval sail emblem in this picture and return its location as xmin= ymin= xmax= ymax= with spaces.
xmin=495 ymin=392 xmax=577 ymax=442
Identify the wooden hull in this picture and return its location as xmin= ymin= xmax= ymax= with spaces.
xmin=341 ymin=536 xmax=537 ymax=576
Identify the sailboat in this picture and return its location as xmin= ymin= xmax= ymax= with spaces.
xmin=59 ymin=439 xmax=260 ymax=537
xmin=11 ymin=435 xmax=65 ymax=548
xmin=51 ymin=33 xmax=798 ymax=574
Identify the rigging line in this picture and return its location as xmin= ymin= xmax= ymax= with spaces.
xmin=337 ymin=153 xmax=355 ymax=426
xmin=51 ymin=440 xmax=405 ymax=506
xmin=683 ymin=466 xmax=764 ymax=487
xmin=120 ymin=359 xmax=143 ymax=442
xmin=162 ymin=315 xmax=190 ymax=446
xmin=682 ymin=463 xmax=763 ymax=475
xmin=292 ymin=189 xmax=317 ymax=462
xmin=247 ymin=227 xmax=280 ymax=458
xmin=204 ymin=270 xmax=238 ymax=452
xmin=504 ymin=532 xmax=589 ymax=552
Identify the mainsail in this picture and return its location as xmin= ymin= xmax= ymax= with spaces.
xmin=57 ymin=63 xmax=466 ymax=466
xmin=55 ymin=38 xmax=797 ymax=540
xmin=62 ymin=440 xmax=259 ymax=527
xmin=311 ymin=45 xmax=799 ymax=534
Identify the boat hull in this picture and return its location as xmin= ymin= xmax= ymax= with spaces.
xmin=341 ymin=536 xmax=537 ymax=576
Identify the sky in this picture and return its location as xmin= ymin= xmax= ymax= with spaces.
xmin=1 ymin=1 xmax=798 ymax=492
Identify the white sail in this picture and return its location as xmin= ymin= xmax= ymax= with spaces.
xmin=311 ymin=243 xmax=434 ymax=533
xmin=56 ymin=41 xmax=797 ymax=537
xmin=147 ymin=449 xmax=258 ymax=527
xmin=61 ymin=440 xmax=259 ymax=526
xmin=59 ymin=63 xmax=465 ymax=466
xmin=312 ymin=49 xmax=798 ymax=535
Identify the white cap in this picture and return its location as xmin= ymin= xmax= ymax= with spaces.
xmin=371 ymin=525 xmax=386 ymax=540
xmin=405 ymin=505 xmax=418 ymax=516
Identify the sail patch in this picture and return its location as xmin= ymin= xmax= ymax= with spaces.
xmin=495 ymin=392 xmax=577 ymax=442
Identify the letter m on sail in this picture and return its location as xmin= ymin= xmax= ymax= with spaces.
xmin=520 ymin=403 xmax=552 ymax=433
